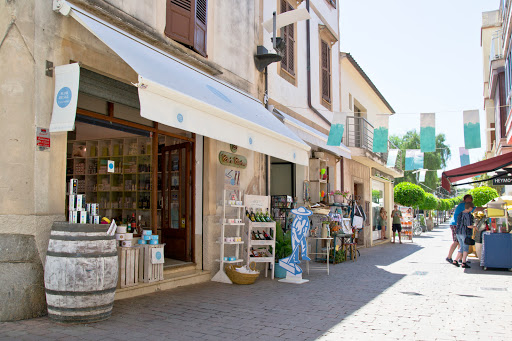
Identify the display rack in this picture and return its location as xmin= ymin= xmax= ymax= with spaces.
xmin=399 ymin=206 xmax=413 ymax=242
xmin=211 ymin=189 xmax=245 ymax=284
xmin=309 ymin=158 xmax=328 ymax=203
xmin=245 ymin=195 xmax=275 ymax=279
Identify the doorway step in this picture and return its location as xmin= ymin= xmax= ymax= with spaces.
xmin=114 ymin=263 xmax=210 ymax=300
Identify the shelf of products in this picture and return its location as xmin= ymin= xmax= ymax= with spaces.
xmin=211 ymin=189 xmax=245 ymax=284
xmin=245 ymin=194 xmax=275 ymax=279
xmin=399 ymin=206 xmax=413 ymax=242
xmin=66 ymin=137 xmax=153 ymax=227
xmin=309 ymin=158 xmax=329 ymax=203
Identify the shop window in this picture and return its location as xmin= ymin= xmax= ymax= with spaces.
xmin=165 ymin=0 xmax=208 ymax=57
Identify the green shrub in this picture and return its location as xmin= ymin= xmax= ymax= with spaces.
xmin=394 ymin=182 xmax=426 ymax=208
xmin=420 ymin=193 xmax=438 ymax=211
xmin=467 ymin=186 xmax=499 ymax=207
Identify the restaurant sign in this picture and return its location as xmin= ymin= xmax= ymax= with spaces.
xmin=219 ymin=151 xmax=247 ymax=169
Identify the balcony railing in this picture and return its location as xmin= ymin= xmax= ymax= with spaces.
xmin=345 ymin=116 xmax=402 ymax=169
xmin=490 ymin=29 xmax=504 ymax=64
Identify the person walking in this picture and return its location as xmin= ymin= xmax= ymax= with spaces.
xmin=391 ymin=204 xmax=402 ymax=244
xmin=380 ymin=208 xmax=388 ymax=239
xmin=452 ymin=202 xmax=475 ymax=268
xmin=446 ymin=194 xmax=474 ymax=264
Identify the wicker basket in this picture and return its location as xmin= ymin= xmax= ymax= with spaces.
xmin=225 ymin=262 xmax=260 ymax=285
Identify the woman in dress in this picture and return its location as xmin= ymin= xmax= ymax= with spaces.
xmin=380 ymin=207 xmax=388 ymax=239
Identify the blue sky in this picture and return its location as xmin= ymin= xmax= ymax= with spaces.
xmin=340 ymin=0 xmax=500 ymax=171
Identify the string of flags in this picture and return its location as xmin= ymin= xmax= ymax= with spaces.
xmin=326 ymin=110 xmax=482 ymax=169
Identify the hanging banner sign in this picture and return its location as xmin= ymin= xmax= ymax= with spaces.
xmin=386 ymin=149 xmax=399 ymax=167
xmin=372 ymin=115 xmax=389 ymax=153
xmin=50 ymin=63 xmax=80 ymax=132
xmin=463 ymin=110 xmax=481 ymax=149
xmin=419 ymin=169 xmax=426 ymax=183
xmin=405 ymin=150 xmax=423 ymax=171
xmin=420 ymin=113 xmax=436 ymax=152
xmin=459 ymin=147 xmax=470 ymax=167
xmin=219 ymin=151 xmax=247 ymax=169
xmin=327 ymin=112 xmax=347 ymax=146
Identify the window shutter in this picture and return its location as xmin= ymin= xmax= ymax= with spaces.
xmin=321 ymin=41 xmax=331 ymax=103
xmin=165 ymin=0 xmax=208 ymax=57
xmin=280 ymin=0 xmax=295 ymax=76
xmin=165 ymin=0 xmax=195 ymax=46
xmin=194 ymin=0 xmax=207 ymax=57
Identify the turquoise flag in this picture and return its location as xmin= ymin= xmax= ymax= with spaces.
xmin=387 ymin=149 xmax=399 ymax=167
xmin=463 ymin=110 xmax=481 ymax=149
xmin=459 ymin=147 xmax=470 ymax=166
xmin=327 ymin=112 xmax=347 ymax=146
xmin=372 ymin=115 xmax=389 ymax=153
xmin=405 ymin=150 xmax=423 ymax=170
xmin=420 ymin=113 xmax=436 ymax=152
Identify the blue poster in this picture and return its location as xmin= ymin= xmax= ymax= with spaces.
xmin=278 ymin=207 xmax=312 ymax=276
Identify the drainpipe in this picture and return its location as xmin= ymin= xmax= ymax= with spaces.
xmin=306 ymin=0 xmax=330 ymax=126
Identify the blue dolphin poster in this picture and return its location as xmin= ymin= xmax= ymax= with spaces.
xmin=279 ymin=207 xmax=312 ymax=284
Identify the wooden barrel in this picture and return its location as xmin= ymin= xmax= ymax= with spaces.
xmin=44 ymin=222 xmax=118 ymax=323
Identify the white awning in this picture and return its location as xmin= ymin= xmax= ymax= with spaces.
xmin=278 ymin=110 xmax=351 ymax=159
xmin=55 ymin=2 xmax=310 ymax=165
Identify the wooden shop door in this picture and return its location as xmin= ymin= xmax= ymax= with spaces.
xmin=160 ymin=143 xmax=193 ymax=262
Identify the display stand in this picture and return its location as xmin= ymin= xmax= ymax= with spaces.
xmin=245 ymin=195 xmax=275 ymax=279
xmin=306 ymin=237 xmax=332 ymax=274
xmin=399 ymin=206 xmax=413 ymax=242
xmin=211 ymin=189 xmax=245 ymax=284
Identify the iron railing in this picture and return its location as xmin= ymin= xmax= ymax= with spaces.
xmin=345 ymin=116 xmax=402 ymax=169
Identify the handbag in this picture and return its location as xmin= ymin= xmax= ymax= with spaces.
xmin=464 ymin=236 xmax=475 ymax=245
xmin=353 ymin=215 xmax=364 ymax=229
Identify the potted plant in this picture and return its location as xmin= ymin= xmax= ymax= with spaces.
xmin=331 ymin=190 xmax=349 ymax=204
xmin=274 ymin=221 xmax=292 ymax=278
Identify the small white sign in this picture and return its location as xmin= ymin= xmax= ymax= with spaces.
xmin=107 ymin=160 xmax=115 ymax=173
xmin=151 ymin=247 xmax=164 ymax=264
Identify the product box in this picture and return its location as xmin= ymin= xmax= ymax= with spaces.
xmin=91 ymin=203 xmax=99 ymax=216
xmin=76 ymin=195 xmax=86 ymax=211
xmin=69 ymin=179 xmax=78 ymax=195
xmin=69 ymin=194 xmax=76 ymax=211
xmin=93 ymin=215 xmax=100 ymax=224
xmin=70 ymin=210 xmax=78 ymax=223
xmin=86 ymin=203 xmax=91 ymax=214
xmin=80 ymin=211 xmax=87 ymax=224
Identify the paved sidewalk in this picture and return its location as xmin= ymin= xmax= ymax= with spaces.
xmin=1 ymin=224 xmax=511 ymax=341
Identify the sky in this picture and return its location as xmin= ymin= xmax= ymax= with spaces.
xmin=340 ymin=0 xmax=501 ymax=172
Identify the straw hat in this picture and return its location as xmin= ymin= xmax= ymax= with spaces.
xmin=291 ymin=207 xmax=313 ymax=216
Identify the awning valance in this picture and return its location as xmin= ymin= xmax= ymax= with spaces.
xmin=278 ymin=110 xmax=351 ymax=159
xmin=55 ymin=2 xmax=310 ymax=165
xmin=442 ymin=152 xmax=512 ymax=191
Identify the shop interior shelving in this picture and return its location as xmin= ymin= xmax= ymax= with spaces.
xmin=309 ymin=157 xmax=328 ymax=203
xmin=211 ymin=189 xmax=245 ymax=284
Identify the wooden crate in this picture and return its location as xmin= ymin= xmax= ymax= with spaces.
xmin=138 ymin=244 xmax=164 ymax=283
xmin=117 ymin=246 xmax=139 ymax=288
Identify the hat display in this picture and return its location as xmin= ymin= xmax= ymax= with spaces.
xmin=291 ymin=206 xmax=313 ymax=216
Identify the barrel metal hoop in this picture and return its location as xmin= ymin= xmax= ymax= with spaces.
xmin=45 ymin=286 xmax=117 ymax=296
xmin=47 ymin=302 xmax=114 ymax=312
xmin=46 ymin=251 xmax=118 ymax=258
xmin=48 ymin=311 xmax=112 ymax=323
xmin=50 ymin=235 xmax=116 ymax=241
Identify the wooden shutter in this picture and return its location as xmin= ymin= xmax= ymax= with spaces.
xmin=165 ymin=0 xmax=208 ymax=57
xmin=194 ymin=0 xmax=207 ymax=56
xmin=321 ymin=41 xmax=331 ymax=103
xmin=280 ymin=0 xmax=295 ymax=76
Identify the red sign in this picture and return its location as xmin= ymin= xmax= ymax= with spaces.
xmin=37 ymin=127 xmax=50 ymax=150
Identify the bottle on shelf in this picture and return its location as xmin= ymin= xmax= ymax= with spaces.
xmin=246 ymin=210 xmax=251 ymax=219
xmin=130 ymin=213 xmax=137 ymax=233
xmin=250 ymin=210 xmax=256 ymax=222
xmin=257 ymin=230 xmax=265 ymax=240
xmin=263 ymin=230 xmax=271 ymax=240
xmin=126 ymin=214 xmax=132 ymax=233
xmin=265 ymin=209 xmax=273 ymax=222
xmin=251 ymin=231 xmax=260 ymax=240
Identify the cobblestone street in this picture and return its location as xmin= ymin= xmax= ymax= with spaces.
xmin=1 ymin=224 xmax=511 ymax=341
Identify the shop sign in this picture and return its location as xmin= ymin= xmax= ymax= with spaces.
xmin=219 ymin=151 xmax=247 ymax=169
xmin=492 ymin=175 xmax=512 ymax=185
xmin=372 ymin=168 xmax=393 ymax=182
xmin=36 ymin=127 xmax=50 ymax=151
